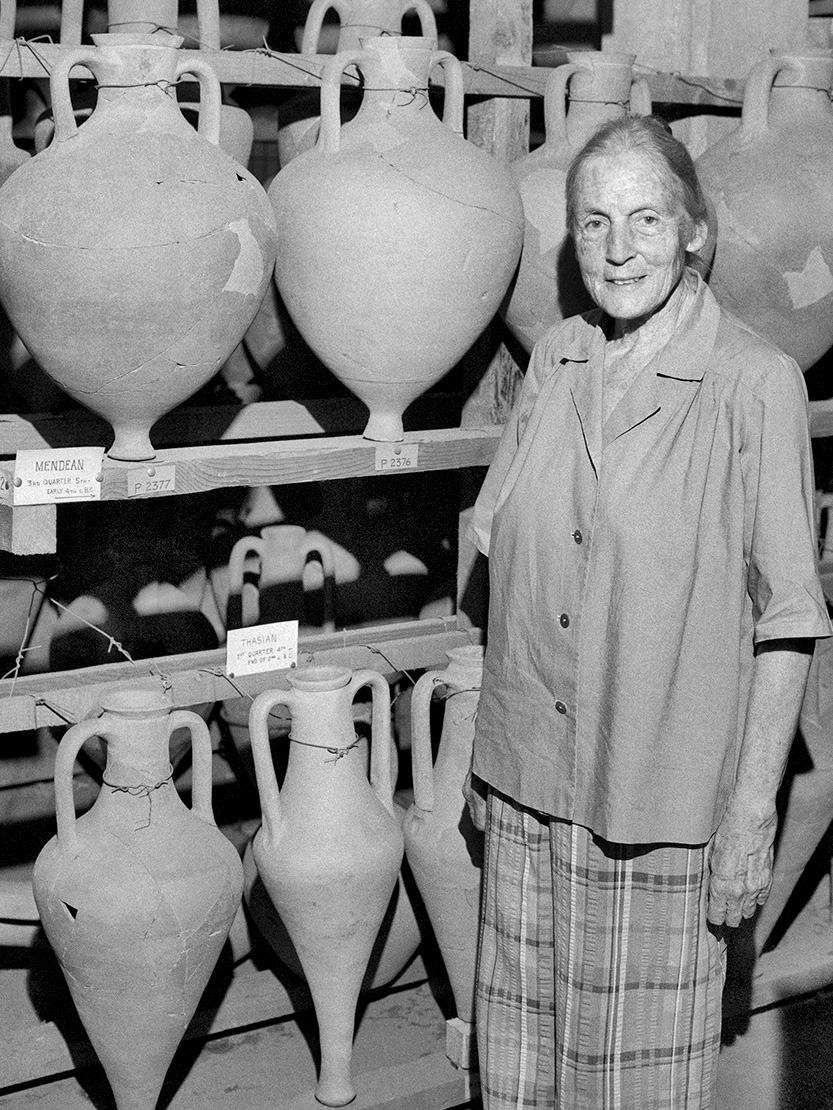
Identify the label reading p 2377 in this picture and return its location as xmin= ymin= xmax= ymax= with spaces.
xmin=374 ymin=443 xmax=419 ymax=472
xmin=127 ymin=465 xmax=176 ymax=497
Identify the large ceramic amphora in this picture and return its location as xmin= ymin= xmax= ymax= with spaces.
xmin=32 ymin=681 xmax=244 ymax=1110
xmin=248 ymin=665 xmax=404 ymax=1106
xmin=501 ymin=52 xmax=652 ymax=353
xmin=0 ymin=33 xmax=278 ymax=461
xmin=402 ymin=644 xmax=484 ymax=1025
xmin=269 ymin=35 xmax=524 ymax=441
xmin=696 ymin=50 xmax=833 ymax=370
xmin=277 ymin=0 xmax=438 ymax=167
xmin=227 ymin=523 xmax=337 ymax=632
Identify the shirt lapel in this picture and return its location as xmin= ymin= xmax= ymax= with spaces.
xmin=566 ymin=322 xmax=605 ymax=477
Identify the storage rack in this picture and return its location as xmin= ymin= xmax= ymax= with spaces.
xmin=0 ymin=0 xmax=831 ymax=1104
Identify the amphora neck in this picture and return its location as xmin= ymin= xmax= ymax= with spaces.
xmin=767 ymin=53 xmax=833 ymax=125
xmin=85 ymin=33 xmax=182 ymax=101
xmin=564 ymin=49 xmax=634 ymax=146
xmin=97 ymin=685 xmax=174 ymax=787
xmin=336 ymin=0 xmax=412 ymax=50
xmin=355 ymin=35 xmax=434 ymax=114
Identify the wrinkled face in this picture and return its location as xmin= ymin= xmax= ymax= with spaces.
xmin=571 ymin=149 xmax=707 ymax=325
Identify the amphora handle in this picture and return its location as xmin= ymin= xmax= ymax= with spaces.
xmin=409 ymin=669 xmax=443 ymax=812
xmin=301 ymin=0 xmax=437 ymax=54
xmin=249 ymin=687 xmax=293 ymax=837
xmin=629 ymin=76 xmax=652 ymax=117
xmin=169 ymin=709 xmax=216 ymax=824
xmin=50 ymin=48 xmax=100 ymax=141
xmin=350 ymin=669 xmax=395 ymax=814
xmin=542 ymin=63 xmax=582 ymax=148
xmin=739 ymin=56 xmax=784 ymax=141
xmin=227 ymin=534 xmax=265 ymax=624
xmin=176 ymin=56 xmax=222 ymax=143
xmin=430 ymin=50 xmax=464 ymax=135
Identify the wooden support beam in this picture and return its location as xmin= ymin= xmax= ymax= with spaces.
xmin=0 ymin=42 xmax=748 ymax=106
xmin=0 ymin=502 xmax=56 ymax=554
xmin=0 ymin=620 xmax=478 ymax=734
xmin=0 ymin=395 xmax=464 ymax=454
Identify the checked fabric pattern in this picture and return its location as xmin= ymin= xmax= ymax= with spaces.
xmin=475 ymin=790 xmax=726 ymax=1110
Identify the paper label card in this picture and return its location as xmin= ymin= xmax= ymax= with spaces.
xmin=127 ymin=465 xmax=176 ymax=498
xmin=374 ymin=442 xmax=419 ymax=472
xmin=226 ymin=620 xmax=299 ymax=677
xmin=13 ymin=447 xmax=105 ymax=505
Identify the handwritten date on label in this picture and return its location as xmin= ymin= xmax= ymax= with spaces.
xmin=127 ymin=465 xmax=176 ymax=498
xmin=226 ymin=620 xmax=299 ymax=678
xmin=374 ymin=443 xmax=419 ymax=472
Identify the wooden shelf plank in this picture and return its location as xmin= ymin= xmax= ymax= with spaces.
xmin=0 ymin=396 xmax=465 ymax=455
xmin=0 ymin=42 xmax=745 ymax=106
xmin=0 ymin=619 xmax=477 ymax=734
xmin=0 ymin=428 xmax=500 ymax=506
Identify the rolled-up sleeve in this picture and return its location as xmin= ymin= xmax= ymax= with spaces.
xmin=746 ymin=355 xmax=832 ymax=643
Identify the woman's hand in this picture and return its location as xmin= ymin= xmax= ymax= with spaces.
xmin=463 ymin=769 xmax=488 ymax=832
xmin=707 ymin=802 xmax=778 ymax=928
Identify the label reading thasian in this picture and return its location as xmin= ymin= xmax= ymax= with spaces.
xmin=226 ymin=620 xmax=299 ymax=677
xmin=374 ymin=442 xmax=419 ymax=472
xmin=13 ymin=447 xmax=105 ymax=505
xmin=127 ymin=465 xmax=176 ymax=498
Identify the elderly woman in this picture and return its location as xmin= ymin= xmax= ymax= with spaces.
xmin=465 ymin=115 xmax=832 ymax=1109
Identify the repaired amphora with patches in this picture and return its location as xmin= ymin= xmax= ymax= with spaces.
xmin=269 ymin=35 xmax=524 ymax=441
xmin=696 ymin=50 xmax=833 ymax=370
xmin=0 ymin=33 xmax=277 ymax=460
xmin=248 ymin=666 xmax=404 ymax=1106
xmin=276 ymin=0 xmax=438 ymax=167
xmin=32 ymin=682 xmax=244 ymax=1110
xmin=402 ymin=643 xmax=484 ymax=1025
xmin=501 ymin=52 xmax=653 ymax=354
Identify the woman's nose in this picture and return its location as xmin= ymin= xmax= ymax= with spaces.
xmin=606 ymin=224 xmax=634 ymax=264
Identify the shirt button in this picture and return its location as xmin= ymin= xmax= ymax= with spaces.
xmin=559 ymin=613 xmax=570 ymax=628
xmin=555 ymin=701 xmax=567 ymax=715
xmin=572 ymin=529 xmax=583 ymax=544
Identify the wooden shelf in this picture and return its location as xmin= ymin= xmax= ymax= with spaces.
xmin=0 ymin=41 xmax=745 ymax=107
xmin=0 ymin=618 xmax=475 ymax=734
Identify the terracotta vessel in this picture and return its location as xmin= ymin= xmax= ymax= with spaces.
xmin=696 ymin=50 xmax=833 ymax=371
xmin=269 ymin=35 xmax=524 ymax=441
xmin=277 ymin=0 xmax=438 ymax=167
xmin=32 ymin=682 xmax=244 ymax=1110
xmin=0 ymin=33 xmax=277 ymax=461
xmin=241 ymin=763 xmax=422 ymax=991
xmin=755 ymin=635 xmax=833 ymax=951
xmin=248 ymin=666 xmax=404 ymax=1106
xmin=227 ymin=523 xmax=338 ymax=631
xmin=501 ymin=52 xmax=653 ymax=353
xmin=402 ymin=644 xmax=484 ymax=1024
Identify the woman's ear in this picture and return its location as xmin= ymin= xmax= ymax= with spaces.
xmin=686 ymin=220 xmax=709 ymax=256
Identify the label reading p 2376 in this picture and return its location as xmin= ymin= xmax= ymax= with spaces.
xmin=127 ymin=465 xmax=176 ymax=497
xmin=374 ymin=443 xmax=419 ymax=472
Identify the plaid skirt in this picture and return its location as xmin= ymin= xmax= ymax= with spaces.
xmin=475 ymin=791 xmax=726 ymax=1110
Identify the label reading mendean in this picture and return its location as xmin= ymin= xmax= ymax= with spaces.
xmin=226 ymin=620 xmax=299 ymax=677
xmin=13 ymin=447 xmax=105 ymax=505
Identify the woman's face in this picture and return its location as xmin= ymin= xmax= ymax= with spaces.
xmin=571 ymin=149 xmax=707 ymax=325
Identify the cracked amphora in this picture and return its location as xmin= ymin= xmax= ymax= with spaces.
xmin=32 ymin=682 xmax=244 ymax=1110
xmin=269 ymin=35 xmax=524 ymax=441
xmin=696 ymin=50 xmax=833 ymax=370
xmin=0 ymin=33 xmax=277 ymax=460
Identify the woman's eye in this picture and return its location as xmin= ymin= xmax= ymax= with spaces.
xmin=583 ymin=218 xmax=606 ymax=236
xmin=635 ymin=214 xmax=660 ymax=230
